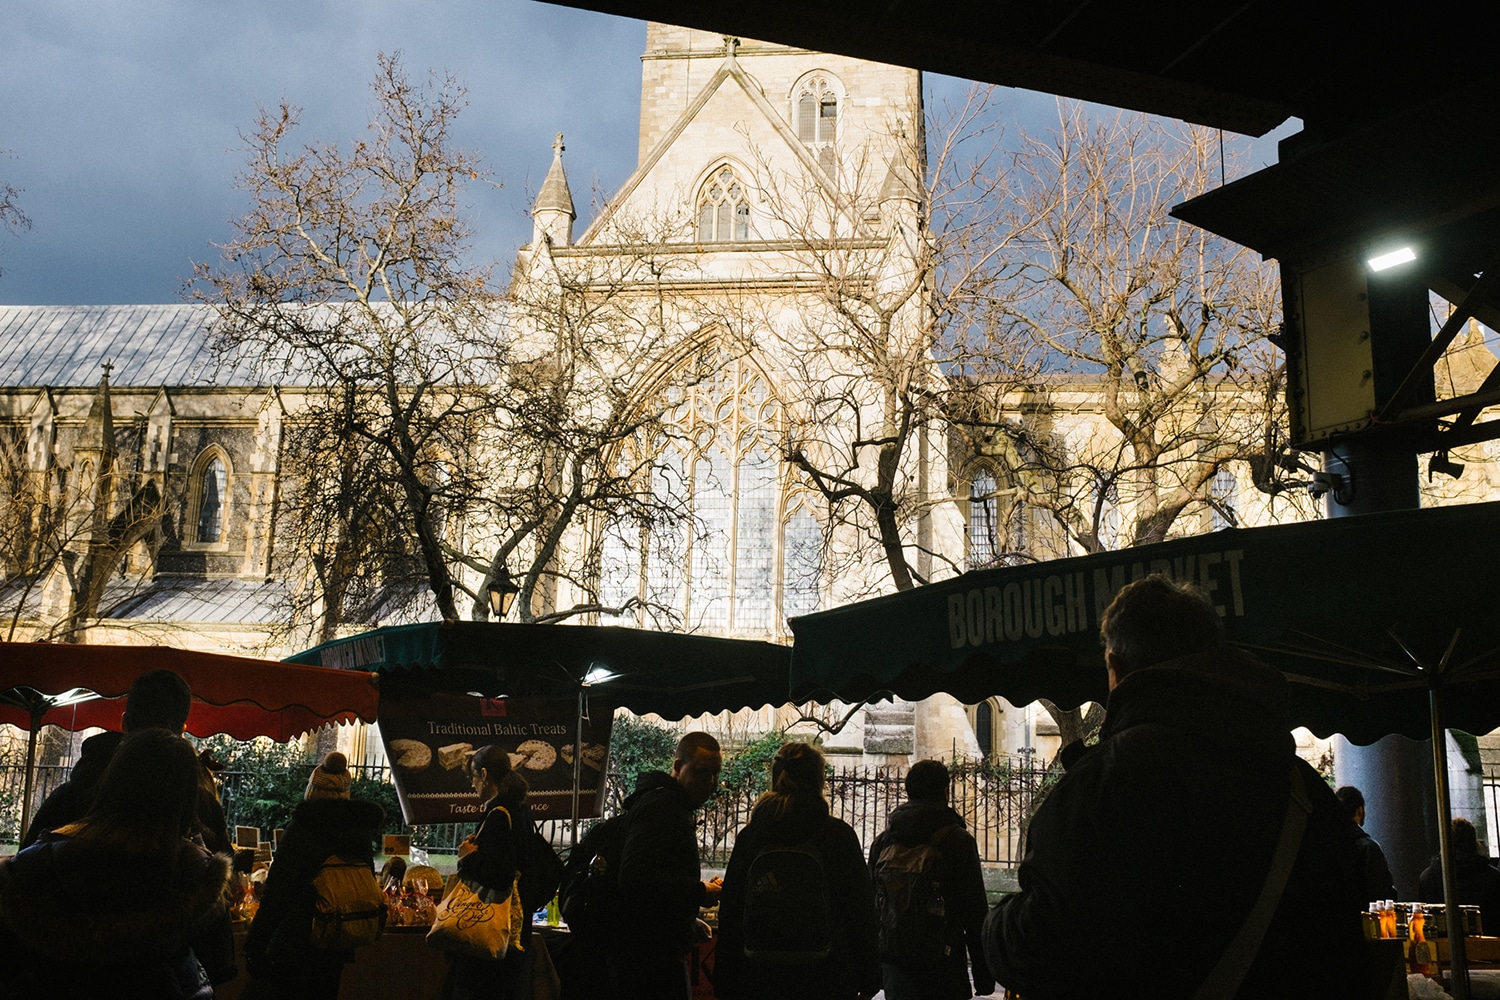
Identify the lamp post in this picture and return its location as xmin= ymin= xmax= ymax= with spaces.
xmin=486 ymin=567 xmax=520 ymax=621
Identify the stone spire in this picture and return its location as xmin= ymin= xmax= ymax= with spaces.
xmin=80 ymin=361 xmax=118 ymax=470
xmin=532 ymin=133 xmax=576 ymax=248
xmin=878 ymin=155 xmax=923 ymax=209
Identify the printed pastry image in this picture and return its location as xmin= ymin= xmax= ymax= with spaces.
xmin=562 ymin=743 xmax=607 ymax=771
xmin=437 ymin=742 xmax=473 ymax=771
xmin=513 ymin=739 xmax=558 ymax=770
xmin=389 ymin=739 xmax=433 ymax=770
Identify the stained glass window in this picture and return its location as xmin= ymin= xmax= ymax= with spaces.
xmin=197 ymin=456 xmax=226 ymax=544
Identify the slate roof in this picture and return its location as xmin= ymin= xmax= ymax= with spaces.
xmin=0 ymin=305 xmax=254 ymax=388
xmin=0 ymin=303 xmax=506 ymax=390
xmin=0 ymin=575 xmax=292 ymax=626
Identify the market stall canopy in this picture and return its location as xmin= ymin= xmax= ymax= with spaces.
xmin=0 ymin=642 xmax=379 ymax=741
xmin=286 ymin=621 xmax=792 ymax=720
xmin=790 ymin=501 xmax=1500 ymax=745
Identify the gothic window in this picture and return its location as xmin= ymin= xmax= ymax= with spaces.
xmin=1093 ymin=478 xmax=1120 ymax=550
xmin=189 ymin=450 xmax=229 ymax=545
xmin=697 ymin=166 xmax=750 ymax=242
xmin=1210 ymin=466 xmax=1238 ymax=530
xmin=598 ymin=353 xmax=820 ymax=636
xmin=781 ymin=501 xmax=823 ymax=620
xmin=794 ymin=75 xmax=840 ymax=172
xmin=968 ymin=468 xmax=1001 ymax=570
xmin=974 ymin=700 xmax=995 ymax=758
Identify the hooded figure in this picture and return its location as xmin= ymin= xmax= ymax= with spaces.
xmin=982 ymin=575 xmax=1367 ymax=999
xmin=868 ymin=760 xmax=994 ymax=1000
xmin=245 ymin=751 xmax=384 ymax=999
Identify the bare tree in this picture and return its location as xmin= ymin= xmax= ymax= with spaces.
xmin=465 ymin=210 xmax=714 ymax=626
xmin=757 ymin=87 xmax=1028 ymax=599
xmin=194 ymin=53 xmax=498 ymax=634
xmin=969 ymin=106 xmax=1302 ymax=562
xmin=955 ymin=105 xmax=1308 ymax=743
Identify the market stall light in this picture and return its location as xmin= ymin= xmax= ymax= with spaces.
xmin=1368 ymin=246 xmax=1416 ymax=271
xmin=582 ymin=664 xmax=619 ymax=686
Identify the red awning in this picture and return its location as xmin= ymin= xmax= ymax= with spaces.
xmin=0 ymin=642 xmax=379 ymax=741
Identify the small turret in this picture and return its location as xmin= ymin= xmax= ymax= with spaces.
xmin=532 ymin=133 xmax=576 ymax=248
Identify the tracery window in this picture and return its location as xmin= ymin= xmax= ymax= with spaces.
xmin=968 ymin=469 xmax=1001 ymax=570
xmin=1210 ymin=466 xmax=1238 ymax=530
xmin=191 ymin=451 xmax=229 ymax=545
xmin=697 ymin=166 xmax=750 ymax=242
xmin=598 ymin=353 xmax=821 ymax=636
xmin=795 ymin=75 xmax=840 ymax=172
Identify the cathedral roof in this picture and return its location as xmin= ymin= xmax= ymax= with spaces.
xmin=0 ymin=303 xmax=504 ymax=390
xmin=0 ymin=304 xmax=258 ymax=388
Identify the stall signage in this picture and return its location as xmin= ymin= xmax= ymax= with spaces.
xmin=378 ymin=691 xmax=613 ymax=825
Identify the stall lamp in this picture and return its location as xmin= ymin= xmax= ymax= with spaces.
xmin=583 ymin=664 xmax=619 ymax=686
xmin=1368 ymin=246 xmax=1416 ymax=272
xmin=486 ymin=567 xmax=520 ymax=619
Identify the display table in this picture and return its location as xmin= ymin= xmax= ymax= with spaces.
xmin=216 ymin=927 xmax=449 ymax=1000
xmin=217 ymin=924 xmax=569 ymax=1000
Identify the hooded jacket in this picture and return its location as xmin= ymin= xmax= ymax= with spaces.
xmin=0 ymin=833 xmax=233 ymax=999
xmin=715 ymin=796 xmax=880 ymax=1000
xmin=614 ymin=770 xmax=710 ymax=954
xmin=869 ymin=798 xmax=994 ymax=999
xmin=245 ymin=796 xmax=385 ymax=973
xmin=982 ymin=646 xmax=1366 ymax=999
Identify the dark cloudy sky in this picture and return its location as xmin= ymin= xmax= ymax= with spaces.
xmin=0 ymin=0 xmax=1296 ymax=305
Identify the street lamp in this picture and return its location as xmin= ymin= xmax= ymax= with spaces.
xmin=486 ymin=567 xmax=520 ymax=620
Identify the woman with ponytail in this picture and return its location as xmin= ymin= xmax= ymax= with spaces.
xmin=715 ymin=742 xmax=880 ymax=1000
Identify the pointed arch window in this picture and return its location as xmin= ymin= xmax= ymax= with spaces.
xmin=697 ymin=166 xmax=750 ymax=242
xmin=795 ymin=75 xmax=840 ymax=172
xmin=968 ymin=468 xmax=1001 ymax=570
xmin=599 ymin=352 xmax=821 ymax=637
xmin=188 ymin=450 xmax=230 ymax=546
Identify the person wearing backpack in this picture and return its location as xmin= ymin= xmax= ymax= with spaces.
xmin=245 ymin=751 xmax=385 ymax=999
xmin=868 ymin=760 xmax=994 ymax=1000
xmin=716 ymin=742 xmax=880 ymax=1000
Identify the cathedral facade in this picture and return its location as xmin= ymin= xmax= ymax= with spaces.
xmin=4 ymin=25 xmax=1498 ymax=769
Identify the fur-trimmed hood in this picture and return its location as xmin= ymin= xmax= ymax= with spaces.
xmin=0 ymin=834 xmax=232 ymax=963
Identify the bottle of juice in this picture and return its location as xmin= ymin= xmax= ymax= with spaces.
xmin=1410 ymin=904 xmax=1431 ymax=974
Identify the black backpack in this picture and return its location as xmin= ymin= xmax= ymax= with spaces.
xmin=741 ymin=820 xmax=834 ymax=965
xmin=557 ymin=814 xmax=627 ymax=936
xmin=520 ymin=824 xmax=565 ymax=914
xmin=872 ymin=824 xmax=957 ymax=963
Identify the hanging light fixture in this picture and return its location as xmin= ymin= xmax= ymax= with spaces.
xmin=486 ymin=566 xmax=521 ymax=620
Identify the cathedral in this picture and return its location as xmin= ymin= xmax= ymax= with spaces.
xmin=4 ymin=25 xmax=1498 ymax=768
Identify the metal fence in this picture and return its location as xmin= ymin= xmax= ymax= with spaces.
xmin=4 ymin=752 xmax=1056 ymax=864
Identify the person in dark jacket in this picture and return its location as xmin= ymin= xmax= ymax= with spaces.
xmin=1335 ymin=785 xmax=1398 ymax=903
xmin=444 ymin=744 xmax=534 ymax=1000
xmin=0 ymin=728 xmax=235 ymax=999
xmin=22 ymin=668 xmax=232 ymax=855
xmin=607 ymin=731 xmax=724 ymax=1000
xmin=982 ymin=575 xmax=1366 ymax=999
xmin=716 ymin=741 xmax=881 ymax=1000
xmin=244 ymin=751 xmax=385 ymax=999
xmin=1419 ymin=816 xmax=1500 ymax=934
xmin=869 ymin=759 xmax=994 ymax=1000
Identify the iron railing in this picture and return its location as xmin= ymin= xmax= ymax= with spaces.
xmin=3 ymin=753 xmax=1056 ymax=863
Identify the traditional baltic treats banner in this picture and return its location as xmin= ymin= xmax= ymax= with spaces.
xmin=378 ymin=690 xmax=613 ymax=825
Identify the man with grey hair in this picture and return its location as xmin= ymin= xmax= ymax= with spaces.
xmin=983 ymin=574 xmax=1366 ymax=998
